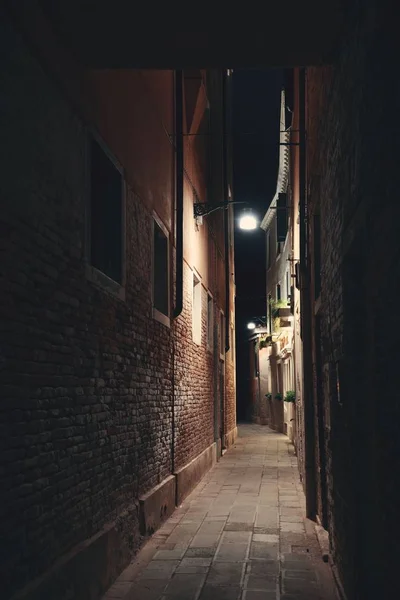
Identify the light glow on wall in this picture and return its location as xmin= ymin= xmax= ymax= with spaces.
xmin=247 ymin=322 xmax=256 ymax=330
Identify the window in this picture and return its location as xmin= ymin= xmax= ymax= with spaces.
xmin=276 ymin=283 xmax=281 ymax=301
xmin=207 ymin=293 xmax=213 ymax=351
xmin=90 ymin=136 xmax=123 ymax=283
xmin=219 ymin=311 xmax=225 ymax=359
xmin=276 ymin=192 xmax=288 ymax=243
xmin=153 ymin=218 xmax=169 ymax=325
xmin=277 ymin=363 xmax=282 ymax=394
xmin=192 ymin=273 xmax=202 ymax=345
xmin=314 ymin=214 xmax=322 ymax=299
xmin=286 ymin=270 xmax=290 ymax=300
xmin=254 ymin=341 xmax=259 ymax=377
xmin=268 ymin=293 xmax=272 ymax=333
xmin=266 ymin=230 xmax=271 ymax=269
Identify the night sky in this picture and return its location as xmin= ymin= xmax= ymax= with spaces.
xmin=232 ymin=68 xmax=284 ymax=419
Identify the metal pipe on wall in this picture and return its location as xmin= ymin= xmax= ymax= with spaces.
xmin=222 ymin=70 xmax=230 ymax=354
xmin=172 ymin=69 xmax=184 ymax=474
xmin=173 ymin=69 xmax=184 ymax=320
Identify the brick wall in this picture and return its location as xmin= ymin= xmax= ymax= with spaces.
xmin=225 ymin=345 xmax=236 ymax=437
xmin=173 ymin=263 xmax=215 ymax=470
xmin=304 ymin=3 xmax=399 ymax=597
xmin=0 ymin=19 xmax=235 ymax=600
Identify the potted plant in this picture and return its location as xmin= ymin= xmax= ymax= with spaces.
xmin=269 ymin=298 xmax=291 ymax=331
xmin=274 ymin=392 xmax=282 ymax=401
xmin=284 ymin=390 xmax=296 ymax=403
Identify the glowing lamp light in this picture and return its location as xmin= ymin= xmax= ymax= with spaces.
xmin=239 ymin=213 xmax=258 ymax=230
xmin=247 ymin=322 xmax=256 ymax=330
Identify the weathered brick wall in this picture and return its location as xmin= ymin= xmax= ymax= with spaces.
xmin=305 ymin=3 xmax=399 ymax=597
xmin=0 ymin=21 xmax=174 ymax=597
xmin=0 ymin=19 xmax=236 ymax=600
xmin=173 ymin=263 xmax=215 ymax=470
xmin=225 ymin=346 xmax=236 ymax=437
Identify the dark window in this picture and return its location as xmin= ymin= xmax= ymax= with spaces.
xmin=277 ymin=284 xmax=281 ymax=301
xmin=153 ymin=221 xmax=169 ymax=316
xmin=90 ymin=138 xmax=123 ymax=283
xmin=314 ymin=214 xmax=321 ymax=299
xmin=254 ymin=342 xmax=259 ymax=377
xmin=277 ymin=192 xmax=288 ymax=243
xmin=219 ymin=311 xmax=225 ymax=356
xmin=268 ymin=293 xmax=272 ymax=332
xmin=267 ymin=231 xmax=271 ymax=268
xmin=192 ymin=274 xmax=202 ymax=345
xmin=207 ymin=294 xmax=213 ymax=350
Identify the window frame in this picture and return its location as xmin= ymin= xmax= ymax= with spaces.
xmin=85 ymin=130 xmax=126 ymax=300
xmin=266 ymin=230 xmax=271 ymax=270
xmin=192 ymin=270 xmax=202 ymax=345
xmin=152 ymin=212 xmax=171 ymax=328
xmin=219 ymin=309 xmax=225 ymax=360
xmin=207 ymin=292 xmax=214 ymax=352
xmin=286 ymin=269 xmax=290 ymax=300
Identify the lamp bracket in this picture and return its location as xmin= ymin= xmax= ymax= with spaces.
xmin=194 ymin=200 xmax=246 ymax=218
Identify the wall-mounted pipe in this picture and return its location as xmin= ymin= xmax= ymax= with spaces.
xmin=222 ymin=70 xmax=230 ymax=354
xmin=174 ymin=70 xmax=183 ymax=319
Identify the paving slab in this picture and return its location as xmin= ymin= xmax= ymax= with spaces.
xmin=207 ymin=562 xmax=244 ymax=586
xmin=101 ymin=424 xmax=338 ymax=600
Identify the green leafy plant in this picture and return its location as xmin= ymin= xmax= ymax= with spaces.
xmin=284 ymin=390 xmax=296 ymax=403
xmin=259 ymin=335 xmax=272 ymax=349
xmin=270 ymin=299 xmax=290 ymax=316
xmin=274 ymin=393 xmax=282 ymax=401
xmin=269 ymin=299 xmax=290 ymax=332
xmin=265 ymin=392 xmax=272 ymax=399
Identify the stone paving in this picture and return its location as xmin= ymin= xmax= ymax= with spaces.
xmin=103 ymin=425 xmax=338 ymax=600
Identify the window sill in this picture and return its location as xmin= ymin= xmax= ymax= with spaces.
xmin=85 ymin=264 xmax=126 ymax=301
xmin=153 ymin=308 xmax=171 ymax=328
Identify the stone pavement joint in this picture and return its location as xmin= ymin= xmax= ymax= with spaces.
xmin=103 ymin=424 xmax=338 ymax=600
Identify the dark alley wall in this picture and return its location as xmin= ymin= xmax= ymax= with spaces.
xmin=0 ymin=17 xmax=236 ymax=600
xmin=302 ymin=3 xmax=399 ymax=597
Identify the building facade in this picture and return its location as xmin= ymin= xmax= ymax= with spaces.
xmin=259 ymin=90 xmax=297 ymax=439
xmin=0 ymin=12 xmax=236 ymax=600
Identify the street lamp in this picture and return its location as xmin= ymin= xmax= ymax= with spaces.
xmin=239 ymin=211 xmax=258 ymax=230
xmin=246 ymin=316 xmax=267 ymax=331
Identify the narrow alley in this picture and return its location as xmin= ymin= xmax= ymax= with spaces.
xmin=103 ymin=425 xmax=337 ymax=600
xmin=2 ymin=3 xmax=399 ymax=600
